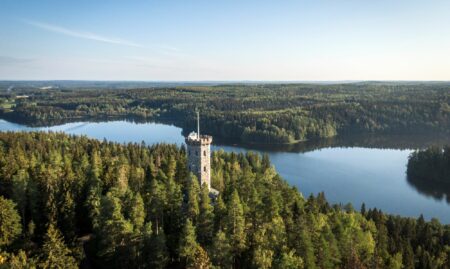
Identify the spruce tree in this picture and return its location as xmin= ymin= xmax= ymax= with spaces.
xmin=0 ymin=196 xmax=22 ymax=248
xmin=129 ymin=192 xmax=146 ymax=233
xmin=179 ymin=219 xmax=199 ymax=267
xmin=190 ymin=245 xmax=211 ymax=269
xmin=39 ymin=224 xmax=78 ymax=269
xmin=186 ymin=174 xmax=200 ymax=223
xmin=210 ymin=229 xmax=232 ymax=267
xmin=197 ymin=184 xmax=214 ymax=245
xmin=226 ymin=190 xmax=246 ymax=263
xmin=142 ymin=223 xmax=169 ymax=269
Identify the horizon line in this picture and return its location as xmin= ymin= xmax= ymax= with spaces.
xmin=1 ymin=79 xmax=450 ymax=83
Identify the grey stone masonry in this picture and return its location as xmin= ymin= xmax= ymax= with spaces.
xmin=186 ymin=133 xmax=212 ymax=190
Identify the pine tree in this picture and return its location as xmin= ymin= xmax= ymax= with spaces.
xmin=98 ymin=190 xmax=134 ymax=260
xmin=85 ymin=159 xmax=103 ymax=231
xmin=11 ymin=169 xmax=29 ymax=227
xmin=142 ymin=223 xmax=169 ymax=269
xmin=129 ymin=192 xmax=145 ymax=233
xmin=297 ymin=228 xmax=316 ymax=269
xmin=166 ymin=156 xmax=177 ymax=181
xmin=210 ymin=229 xmax=232 ymax=268
xmin=186 ymin=174 xmax=200 ymax=223
xmin=163 ymin=173 xmax=184 ymax=256
xmin=226 ymin=190 xmax=246 ymax=263
xmin=0 ymin=196 xmax=22 ymax=247
xmin=252 ymin=226 xmax=274 ymax=269
xmin=146 ymin=178 xmax=167 ymax=234
xmin=190 ymin=245 xmax=211 ymax=269
xmin=7 ymin=249 xmax=37 ymax=269
xmin=274 ymin=250 xmax=304 ymax=269
xmin=39 ymin=224 xmax=78 ymax=269
xmin=179 ymin=219 xmax=199 ymax=267
xmin=197 ymin=184 xmax=214 ymax=245
xmin=214 ymin=194 xmax=227 ymax=230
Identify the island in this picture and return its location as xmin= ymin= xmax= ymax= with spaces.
xmin=407 ymin=146 xmax=450 ymax=203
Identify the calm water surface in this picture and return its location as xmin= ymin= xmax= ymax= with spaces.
xmin=1 ymin=119 xmax=449 ymax=223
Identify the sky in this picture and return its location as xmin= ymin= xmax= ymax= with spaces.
xmin=0 ymin=0 xmax=450 ymax=81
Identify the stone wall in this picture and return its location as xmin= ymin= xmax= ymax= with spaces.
xmin=186 ymin=135 xmax=212 ymax=190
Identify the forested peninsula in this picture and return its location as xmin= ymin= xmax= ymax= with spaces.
xmin=1 ymin=82 xmax=449 ymax=144
xmin=0 ymin=132 xmax=449 ymax=268
xmin=407 ymin=146 xmax=450 ymax=203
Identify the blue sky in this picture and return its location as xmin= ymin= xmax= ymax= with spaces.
xmin=1 ymin=0 xmax=449 ymax=80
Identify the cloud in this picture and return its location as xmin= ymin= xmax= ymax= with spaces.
xmin=0 ymin=56 xmax=34 ymax=64
xmin=24 ymin=20 xmax=143 ymax=48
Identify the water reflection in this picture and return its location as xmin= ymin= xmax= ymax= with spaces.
xmin=407 ymin=176 xmax=450 ymax=204
xmin=215 ymin=132 xmax=450 ymax=153
xmin=4 ymin=116 xmax=450 ymax=152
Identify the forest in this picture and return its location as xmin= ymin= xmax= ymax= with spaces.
xmin=407 ymin=146 xmax=450 ymax=184
xmin=0 ymin=132 xmax=449 ymax=268
xmin=407 ymin=146 xmax=450 ymax=203
xmin=1 ymin=82 xmax=449 ymax=144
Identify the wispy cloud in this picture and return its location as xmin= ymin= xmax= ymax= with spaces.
xmin=24 ymin=20 xmax=143 ymax=48
xmin=0 ymin=56 xmax=34 ymax=65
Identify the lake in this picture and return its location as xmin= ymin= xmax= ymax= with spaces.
xmin=1 ymin=119 xmax=450 ymax=223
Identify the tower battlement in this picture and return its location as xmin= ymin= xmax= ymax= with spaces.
xmin=185 ymin=133 xmax=213 ymax=145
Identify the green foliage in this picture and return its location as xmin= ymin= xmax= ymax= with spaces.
xmin=39 ymin=224 xmax=78 ymax=269
xmin=0 ymin=132 xmax=449 ymax=268
xmin=3 ymin=82 xmax=449 ymax=144
xmin=144 ymin=230 xmax=169 ymax=269
xmin=226 ymin=190 xmax=246 ymax=258
xmin=0 ymin=249 xmax=37 ymax=269
xmin=407 ymin=146 xmax=450 ymax=203
xmin=197 ymin=184 xmax=214 ymax=245
xmin=210 ymin=229 xmax=232 ymax=267
xmin=179 ymin=219 xmax=199 ymax=267
xmin=0 ymin=196 xmax=22 ymax=248
xmin=407 ymin=146 xmax=450 ymax=184
xmin=186 ymin=174 xmax=200 ymax=222
xmin=274 ymin=250 xmax=304 ymax=269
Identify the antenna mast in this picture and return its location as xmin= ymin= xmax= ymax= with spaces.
xmin=197 ymin=109 xmax=200 ymax=139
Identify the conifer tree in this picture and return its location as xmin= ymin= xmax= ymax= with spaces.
xmin=146 ymin=178 xmax=167 ymax=234
xmin=163 ymin=173 xmax=184 ymax=255
xmin=297 ymin=228 xmax=317 ymax=269
xmin=145 ymin=230 xmax=169 ymax=269
xmin=252 ymin=226 xmax=274 ymax=269
xmin=6 ymin=249 xmax=36 ymax=269
xmin=197 ymin=183 xmax=214 ymax=245
xmin=186 ymin=174 xmax=200 ymax=222
xmin=210 ymin=229 xmax=232 ymax=267
xmin=274 ymin=250 xmax=304 ymax=269
xmin=11 ymin=169 xmax=29 ymax=227
xmin=98 ymin=190 xmax=134 ymax=260
xmin=214 ymin=194 xmax=227 ymax=230
xmin=39 ymin=224 xmax=78 ymax=269
xmin=190 ymin=245 xmax=211 ymax=269
xmin=179 ymin=219 xmax=199 ymax=267
xmin=130 ymin=192 xmax=145 ymax=233
xmin=226 ymin=190 xmax=246 ymax=263
xmin=0 ymin=196 xmax=22 ymax=248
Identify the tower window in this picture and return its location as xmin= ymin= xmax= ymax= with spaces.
xmin=188 ymin=150 xmax=191 ymax=156
xmin=204 ymin=166 xmax=206 ymax=172
xmin=196 ymin=150 xmax=198 ymax=156
xmin=203 ymin=150 xmax=206 ymax=156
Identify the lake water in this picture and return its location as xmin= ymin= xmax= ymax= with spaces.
xmin=1 ymin=119 xmax=450 ymax=223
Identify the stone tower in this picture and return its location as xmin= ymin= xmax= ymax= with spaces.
xmin=185 ymin=111 xmax=213 ymax=190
